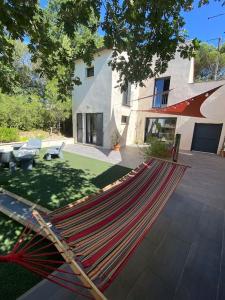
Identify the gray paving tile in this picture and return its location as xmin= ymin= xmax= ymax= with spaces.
xmin=217 ymin=212 xmax=225 ymax=300
xmin=145 ymin=214 xmax=172 ymax=247
xmin=105 ymin=278 xmax=131 ymax=300
xmin=168 ymin=209 xmax=201 ymax=243
xmin=106 ymin=237 xmax=156 ymax=298
xmin=107 ymin=218 xmax=173 ymax=299
xmin=188 ymin=187 xmax=225 ymax=210
xmin=163 ymin=191 xmax=203 ymax=220
xmin=126 ymin=267 xmax=173 ymax=300
xmin=174 ymin=236 xmax=221 ymax=300
xmin=197 ymin=205 xmax=224 ymax=245
xmin=217 ymin=264 xmax=225 ymax=300
xmin=147 ymin=233 xmax=190 ymax=290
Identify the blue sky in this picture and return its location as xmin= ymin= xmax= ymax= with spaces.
xmin=39 ymin=0 xmax=225 ymax=46
xmin=182 ymin=1 xmax=225 ymax=45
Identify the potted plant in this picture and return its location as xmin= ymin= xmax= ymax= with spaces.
xmin=112 ymin=131 xmax=121 ymax=151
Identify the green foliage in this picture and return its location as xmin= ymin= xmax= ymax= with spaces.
xmin=143 ymin=138 xmax=171 ymax=159
xmin=12 ymin=40 xmax=44 ymax=95
xmin=0 ymin=127 xmax=19 ymax=143
xmin=42 ymin=78 xmax=72 ymax=129
xmin=0 ymin=1 xmax=41 ymax=93
xmin=0 ymin=88 xmax=71 ymax=132
xmin=0 ymin=213 xmax=41 ymax=299
xmin=19 ymin=136 xmax=29 ymax=142
xmin=0 ymin=39 xmax=44 ymax=95
xmin=1 ymin=0 xmax=222 ymax=95
xmin=111 ymin=131 xmax=120 ymax=145
xmin=30 ymin=0 xmax=202 ymax=91
xmin=195 ymin=42 xmax=225 ymax=81
xmin=0 ymin=93 xmax=44 ymax=130
xmin=102 ymin=1 xmax=201 ymax=90
xmin=19 ymin=130 xmax=49 ymax=142
xmin=28 ymin=0 xmax=103 ymax=97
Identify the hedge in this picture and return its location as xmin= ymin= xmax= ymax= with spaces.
xmin=0 ymin=127 xmax=19 ymax=143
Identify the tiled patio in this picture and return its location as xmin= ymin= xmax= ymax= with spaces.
xmin=18 ymin=148 xmax=225 ymax=300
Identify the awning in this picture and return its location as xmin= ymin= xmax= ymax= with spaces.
xmin=139 ymin=85 xmax=223 ymax=118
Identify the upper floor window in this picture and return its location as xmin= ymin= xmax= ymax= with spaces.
xmin=86 ymin=66 xmax=94 ymax=77
xmin=121 ymin=115 xmax=129 ymax=124
xmin=152 ymin=77 xmax=170 ymax=108
xmin=122 ymin=83 xmax=131 ymax=106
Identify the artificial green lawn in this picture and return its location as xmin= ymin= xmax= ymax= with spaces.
xmin=0 ymin=150 xmax=130 ymax=210
xmin=0 ymin=151 xmax=130 ymax=299
xmin=0 ymin=214 xmax=41 ymax=299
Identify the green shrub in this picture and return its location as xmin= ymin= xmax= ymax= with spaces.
xmin=0 ymin=127 xmax=19 ymax=143
xmin=143 ymin=138 xmax=171 ymax=159
xmin=19 ymin=136 xmax=28 ymax=142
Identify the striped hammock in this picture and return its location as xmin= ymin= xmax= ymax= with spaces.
xmin=0 ymin=158 xmax=188 ymax=299
xmin=47 ymin=158 xmax=188 ymax=291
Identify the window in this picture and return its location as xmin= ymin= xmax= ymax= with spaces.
xmin=144 ymin=118 xmax=176 ymax=143
xmin=122 ymin=84 xmax=131 ymax=106
xmin=86 ymin=67 xmax=94 ymax=77
xmin=152 ymin=77 xmax=170 ymax=108
xmin=121 ymin=115 xmax=128 ymax=124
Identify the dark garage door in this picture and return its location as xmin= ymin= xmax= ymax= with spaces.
xmin=191 ymin=123 xmax=223 ymax=154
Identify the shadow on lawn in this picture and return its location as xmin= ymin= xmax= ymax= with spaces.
xmin=0 ymin=152 xmax=131 ymax=211
xmin=92 ymin=164 xmax=131 ymax=189
xmin=0 ymin=213 xmax=24 ymax=254
xmin=0 ymin=213 xmax=54 ymax=299
xmin=0 ymin=160 xmax=97 ymax=210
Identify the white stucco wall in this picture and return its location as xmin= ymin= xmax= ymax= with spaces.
xmin=72 ymin=49 xmax=113 ymax=148
xmin=136 ymin=53 xmax=194 ymax=144
xmin=138 ymin=52 xmax=194 ymax=110
xmin=73 ymin=48 xmax=225 ymax=154
xmin=176 ymin=81 xmax=225 ymax=152
xmin=136 ymin=54 xmax=225 ymax=154
xmin=110 ymin=70 xmax=139 ymax=147
xmin=72 ymin=49 xmax=140 ymax=148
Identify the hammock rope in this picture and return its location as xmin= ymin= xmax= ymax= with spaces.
xmin=0 ymin=224 xmax=93 ymax=299
xmin=0 ymin=158 xmax=188 ymax=300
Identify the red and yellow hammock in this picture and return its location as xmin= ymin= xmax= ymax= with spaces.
xmin=0 ymin=159 xmax=188 ymax=299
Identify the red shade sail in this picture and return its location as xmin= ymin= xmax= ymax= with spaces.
xmin=140 ymin=85 xmax=223 ymax=118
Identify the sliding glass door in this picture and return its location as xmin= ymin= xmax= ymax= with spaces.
xmin=86 ymin=113 xmax=103 ymax=146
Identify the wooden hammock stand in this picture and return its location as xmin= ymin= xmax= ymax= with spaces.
xmin=33 ymin=210 xmax=107 ymax=300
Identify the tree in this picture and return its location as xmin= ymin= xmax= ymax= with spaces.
xmin=0 ymin=39 xmax=44 ymax=95
xmin=0 ymin=0 xmax=224 ymax=93
xmin=195 ymin=42 xmax=225 ymax=81
xmin=0 ymin=93 xmax=44 ymax=130
xmin=0 ymin=1 xmax=40 ymax=77
xmin=42 ymin=78 xmax=72 ymax=131
xmin=29 ymin=0 xmax=103 ymax=98
xmin=221 ymin=44 xmax=225 ymax=53
xmin=0 ymin=83 xmax=72 ymax=132
xmin=30 ymin=0 xmax=201 ymax=92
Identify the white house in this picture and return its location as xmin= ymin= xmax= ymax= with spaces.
xmin=72 ymin=48 xmax=225 ymax=154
